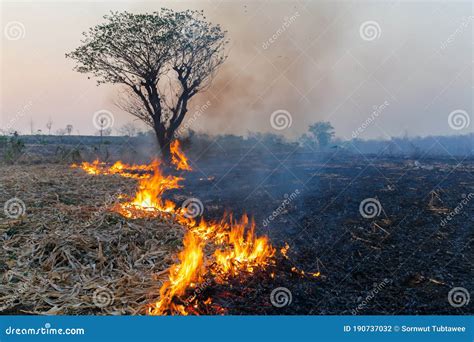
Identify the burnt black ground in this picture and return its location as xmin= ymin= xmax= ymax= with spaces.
xmin=170 ymin=149 xmax=474 ymax=315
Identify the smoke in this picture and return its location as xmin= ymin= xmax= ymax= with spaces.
xmin=167 ymin=1 xmax=472 ymax=140
xmin=186 ymin=1 xmax=343 ymax=139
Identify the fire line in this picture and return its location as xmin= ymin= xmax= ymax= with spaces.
xmin=72 ymin=142 xmax=318 ymax=315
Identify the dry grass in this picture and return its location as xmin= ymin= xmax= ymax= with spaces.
xmin=0 ymin=164 xmax=184 ymax=315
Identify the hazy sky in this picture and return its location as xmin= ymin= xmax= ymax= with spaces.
xmin=1 ymin=0 xmax=472 ymax=139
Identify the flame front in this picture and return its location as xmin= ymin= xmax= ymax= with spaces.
xmin=73 ymin=144 xmax=280 ymax=315
xmin=149 ymin=231 xmax=204 ymax=315
xmin=170 ymin=140 xmax=192 ymax=171
xmin=114 ymin=160 xmax=183 ymax=218
xmin=213 ymin=215 xmax=275 ymax=279
xmin=74 ymin=159 xmax=154 ymax=179
xmin=147 ymin=214 xmax=275 ymax=314
xmin=73 ymin=159 xmax=105 ymax=175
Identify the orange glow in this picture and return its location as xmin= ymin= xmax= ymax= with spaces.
xmin=280 ymin=243 xmax=290 ymax=259
xmin=76 ymin=159 xmax=105 ymax=175
xmin=74 ymin=159 xmax=153 ymax=179
xmin=108 ymin=160 xmax=154 ymax=179
xmin=212 ymin=215 xmax=275 ymax=279
xmin=291 ymin=266 xmax=320 ymax=278
xmin=147 ymin=214 xmax=275 ymax=315
xmin=148 ymin=231 xmax=204 ymax=315
xmin=170 ymin=140 xmax=192 ymax=171
xmin=114 ymin=160 xmax=183 ymax=218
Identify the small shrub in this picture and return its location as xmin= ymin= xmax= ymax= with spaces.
xmin=1 ymin=135 xmax=25 ymax=164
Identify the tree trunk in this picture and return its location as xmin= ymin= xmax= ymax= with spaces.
xmin=160 ymin=139 xmax=171 ymax=164
xmin=153 ymin=123 xmax=172 ymax=164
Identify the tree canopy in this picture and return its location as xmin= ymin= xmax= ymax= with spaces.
xmin=67 ymin=9 xmax=228 ymax=157
xmin=308 ymin=121 xmax=335 ymax=148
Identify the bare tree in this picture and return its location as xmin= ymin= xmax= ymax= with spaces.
xmin=66 ymin=124 xmax=73 ymax=135
xmin=98 ymin=117 xmax=108 ymax=137
xmin=29 ymin=118 xmax=34 ymax=135
xmin=46 ymin=118 xmax=53 ymax=135
xmin=67 ymin=10 xmax=227 ymax=161
xmin=118 ymin=122 xmax=138 ymax=137
xmin=100 ymin=127 xmax=112 ymax=136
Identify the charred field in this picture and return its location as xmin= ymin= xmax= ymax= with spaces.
xmin=180 ymin=149 xmax=474 ymax=315
xmin=1 ymin=138 xmax=473 ymax=315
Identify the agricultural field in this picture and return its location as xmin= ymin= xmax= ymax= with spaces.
xmin=1 ymin=139 xmax=472 ymax=315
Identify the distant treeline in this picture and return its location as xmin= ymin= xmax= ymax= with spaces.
xmin=4 ymin=131 xmax=473 ymax=158
xmin=183 ymin=131 xmax=474 ymax=158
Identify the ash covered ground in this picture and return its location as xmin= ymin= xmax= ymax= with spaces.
xmin=174 ymin=149 xmax=473 ymax=315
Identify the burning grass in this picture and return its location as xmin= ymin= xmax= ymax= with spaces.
xmin=72 ymin=153 xmax=282 ymax=315
xmin=148 ymin=214 xmax=278 ymax=315
xmin=71 ymin=160 xmax=155 ymax=179
xmin=113 ymin=160 xmax=183 ymax=219
xmin=170 ymin=140 xmax=192 ymax=171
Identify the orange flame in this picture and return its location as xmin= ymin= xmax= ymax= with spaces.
xmin=74 ymin=159 xmax=153 ymax=179
xmin=212 ymin=215 xmax=275 ymax=279
xmin=114 ymin=160 xmax=183 ymax=218
xmin=170 ymin=140 xmax=192 ymax=171
xmin=147 ymin=214 xmax=275 ymax=315
xmin=149 ymin=231 xmax=205 ymax=315
xmin=280 ymin=243 xmax=290 ymax=259
xmin=75 ymin=159 xmax=105 ymax=175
